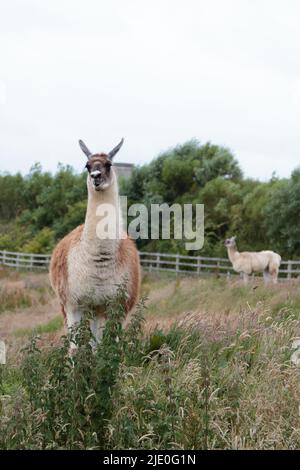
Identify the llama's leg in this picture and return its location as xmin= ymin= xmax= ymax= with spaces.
xmin=270 ymin=269 xmax=278 ymax=284
xmin=89 ymin=316 xmax=106 ymax=349
xmin=65 ymin=304 xmax=83 ymax=353
xmin=263 ymin=269 xmax=270 ymax=285
xmin=61 ymin=304 xmax=67 ymax=328
xmin=268 ymin=263 xmax=279 ymax=284
xmin=242 ymin=272 xmax=249 ymax=285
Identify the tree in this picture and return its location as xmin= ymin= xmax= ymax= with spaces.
xmin=194 ymin=146 xmax=242 ymax=186
xmin=196 ymin=177 xmax=242 ymax=247
xmin=0 ymin=172 xmax=26 ymax=220
xmin=265 ymin=171 xmax=300 ymax=257
xmin=122 ymin=140 xmax=242 ymax=206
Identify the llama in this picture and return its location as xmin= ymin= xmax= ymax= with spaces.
xmin=49 ymin=139 xmax=140 ymax=349
xmin=224 ymin=236 xmax=281 ymax=284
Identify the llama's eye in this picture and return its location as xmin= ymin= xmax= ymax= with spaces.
xmin=85 ymin=162 xmax=91 ymax=171
xmin=105 ymin=163 xmax=112 ymax=171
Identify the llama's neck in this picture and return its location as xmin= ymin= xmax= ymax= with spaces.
xmin=82 ymin=173 xmax=122 ymax=253
xmin=227 ymin=245 xmax=239 ymax=264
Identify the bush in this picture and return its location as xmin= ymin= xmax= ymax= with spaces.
xmin=22 ymin=228 xmax=55 ymax=254
xmin=0 ymin=285 xmax=145 ymax=449
xmin=2 ymin=286 xmax=300 ymax=449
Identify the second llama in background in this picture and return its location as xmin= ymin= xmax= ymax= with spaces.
xmin=225 ymin=236 xmax=281 ymax=284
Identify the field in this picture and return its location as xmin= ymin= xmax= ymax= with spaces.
xmin=1 ymin=268 xmax=300 ymax=449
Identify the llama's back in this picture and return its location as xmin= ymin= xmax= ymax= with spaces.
xmin=261 ymin=250 xmax=281 ymax=267
xmin=243 ymin=252 xmax=269 ymax=272
xmin=237 ymin=250 xmax=281 ymax=273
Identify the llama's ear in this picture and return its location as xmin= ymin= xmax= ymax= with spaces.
xmin=232 ymin=236 xmax=237 ymax=241
xmin=108 ymin=138 xmax=124 ymax=160
xmin=79 ymin=140 xmax=92 ymax=159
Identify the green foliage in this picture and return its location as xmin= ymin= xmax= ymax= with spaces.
xmin=0 ymin=221 xmax=31 ymax=252
xmin=197 ymin=177 xmax=242 ymax=241
xmin=22 ymin=227 xmax=55 ymax=254
xmin=0 ymin=284 xmax=138 ymax=449
xmin=14 ymin=316 xmax=64 ymax=337
xmin=0 ymin=172 xmax=26 ymax=220
xmin=2 ymin=276 xmax=300 ymax=449
xmin=54 ymin=200 xmax=87 ymax=239
xmin=0 ymin=139 xmax=299 ymax=258
xmin=194 ymin=145 xmax=242 ymax=186
xmin=265 ymin=170 xmax=300 ymax=256
xmin=0 ymin=163 xmax=86 ymax=254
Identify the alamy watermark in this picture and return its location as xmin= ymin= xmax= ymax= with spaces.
xmin=95 ymin=196 xmax=204 ymax=251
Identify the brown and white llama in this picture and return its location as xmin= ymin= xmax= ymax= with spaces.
xmin=50 ymin=139 xmax=140 ymax=349
xmin=224 ymin=236 xmax=281 ymax=284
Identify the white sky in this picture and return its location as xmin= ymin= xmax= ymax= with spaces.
xmin=0 ymin=0 xmax=300 ymax=180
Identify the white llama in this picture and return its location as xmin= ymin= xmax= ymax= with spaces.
xmin=49 ymin=139 xmax=140 ymax=349
xmin=225 ymin=236 xmax=281 ymax=284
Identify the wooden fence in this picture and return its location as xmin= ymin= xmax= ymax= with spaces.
xmin=0 ymin=250 xmax=51 ymax=270
xmin=139 ymin=252 xmax=300 ymax=280
xmin=1 ymin=249 xmax=300 ymax=280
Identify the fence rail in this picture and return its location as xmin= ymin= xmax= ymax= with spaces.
xmin=1 ymin=249 xmax=300 ymax=279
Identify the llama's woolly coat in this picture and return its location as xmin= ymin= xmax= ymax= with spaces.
xmin=50 ymin=225 xmax=140 ymax=319
xmin=225 ymin=236 xmax=281 ymax=284
xmin=49 ymin=140 xmax=140 ymax=341
xmin=228 ymin=249 xmax=281 ymax=276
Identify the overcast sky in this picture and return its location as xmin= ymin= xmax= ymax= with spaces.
xmin=1 ymin=0 xmax=300 ymax=180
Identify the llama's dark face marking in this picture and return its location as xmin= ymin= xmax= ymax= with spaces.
xmin=79 ymin=138 xmax=124 ymax=192
xmin=224 ymin=236 xmax=236 ymax=248
xmin=85 ymin=154 xmax=113 ymax=191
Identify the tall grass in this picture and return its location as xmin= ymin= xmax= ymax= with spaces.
xmin=14 ymin=316 xmax=64 ymax=337
xmin=0 ymin=286 xmax=33 ymax=313
xmin=0 ymin=283 xmax=50 ymax=314
xmin=0 ymin=284 xmax=132 ymax=449
xmin=1 ymin=280 xmax=300 ymax=449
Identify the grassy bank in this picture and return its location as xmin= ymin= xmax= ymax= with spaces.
xmin=1 ymin=271 xmax=300 ymax=449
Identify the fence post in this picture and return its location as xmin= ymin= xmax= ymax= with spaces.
xmin=287 ymin=261 xmax=292 ymax=280
xmin=16 ymin=253 xmax=20 ymax=270
xmin=30 ymin=254 xmax=34 ymax=270
xmin=3 ymin=250 xmax=6 ymax=266
xmin=216 ymin=259 xmax=220 ymax=276
xmin=176 ymin=254 xmax=180 ymax=276
xmin=156 ymin=254 xmax=160 ymax=271
xmin=197 ymin=257 xmax=201 ymax=275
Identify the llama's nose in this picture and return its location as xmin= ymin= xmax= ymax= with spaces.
xmin=90 ymin=170 xmax=101 ymax=179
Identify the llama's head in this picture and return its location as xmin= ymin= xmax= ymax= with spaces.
xmin=224 ymin=236 xmax=237 ymax=248
xmin=79 ymin=138 xmax=124 ymax=192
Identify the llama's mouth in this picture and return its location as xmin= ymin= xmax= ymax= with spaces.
xmin=94 ymin=183 xmax=103 ymax=191
xmin=93 ymin=181 xmax=108 ymax=191
xmin=94 ymin=186 xmax=101 ymax=191
xmin=92 ymin=177 xmax=103 ymax=189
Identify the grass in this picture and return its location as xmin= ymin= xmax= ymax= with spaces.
xmin=1 ymin=271 xmax=300 ymax=449
xmin=0 ymin=285 xmax=33 ymax=313
xmin=14 ymin=316 xmax=64 ymax=337
xmin=0 ymin=280 xmax=51 ymax=314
